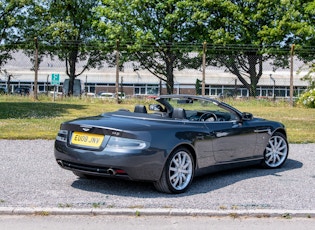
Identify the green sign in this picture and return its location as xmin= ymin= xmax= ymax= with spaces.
xmin=51 ymin=73 xmax=60 ymax=85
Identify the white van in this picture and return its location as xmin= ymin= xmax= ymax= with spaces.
xmin=63 ymin=79 xmax=81 ymax=96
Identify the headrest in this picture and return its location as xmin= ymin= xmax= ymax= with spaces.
xmin=172 ymin=108 xmax=186 ymax=119
xmin=134 ymin=105 xmax=147 ymax=113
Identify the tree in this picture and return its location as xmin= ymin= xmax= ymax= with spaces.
xmin=290 ymin=0 xmax=315 ymax=89
xmin=49 ymin=0 xmax=107 ymax=96
xmin=191 ymin=0 xmax=298 ymax=97
xmin=284 ymin=0 xmax=315 ymax=108
xmin=23 ymin=0 xmax=106 ymax=96
xmin=97 ymin=0 xmax=302 ymax=96
xmin=97 ymin=0 xmax=200 ymax=94
xmin=0 ymin=0 xmax=31 ymax=70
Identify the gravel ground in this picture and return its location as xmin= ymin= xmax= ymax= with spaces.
xmin=0 ymin=140 xmax=314 ymax=211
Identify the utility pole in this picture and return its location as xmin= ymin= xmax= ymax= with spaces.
xmin=202 ymin=42 xmax=206 ymax=96
xmin=290 ymin=44 xmax=295 ymax=106
xmin=115 ymin=39 xmax=120 ymax=104
xmin=34 ymin=37 xmax=39 ymax=100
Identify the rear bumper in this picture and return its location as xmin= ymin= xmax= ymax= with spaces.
xmin=54 ymin=140 xmax=165 ymax=182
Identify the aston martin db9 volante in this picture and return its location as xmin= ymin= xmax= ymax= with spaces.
xmin=54 ymin=95 xmax=289 ymax=193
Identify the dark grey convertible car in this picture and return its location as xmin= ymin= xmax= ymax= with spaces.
xmin=55 ymin=94 xmax=289 ymax=193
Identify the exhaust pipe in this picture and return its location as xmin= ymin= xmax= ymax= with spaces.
xmin=57 ymin=160 xmax=64 ymax=167
xmin=107 ymin=168 xmax=116 ymax=176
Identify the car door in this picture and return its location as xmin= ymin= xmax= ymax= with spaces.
xmin=204 ymin=120 xmax=257 ymax=163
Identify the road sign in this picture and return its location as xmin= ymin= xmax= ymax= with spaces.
xmin=51 ymin=73 xmax=60 ymax=85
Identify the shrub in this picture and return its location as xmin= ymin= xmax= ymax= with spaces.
xmin=298 ymin=88 xmax=315 ymax=108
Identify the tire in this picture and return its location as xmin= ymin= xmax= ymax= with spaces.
xmin=154 ymin=147 xmax=194 ymax=194
xmin=261 ymin=132 xmax=289 ymax=168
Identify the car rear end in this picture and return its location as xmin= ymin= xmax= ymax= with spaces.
xmin=54 ymin=115 xmax=165 ymax=182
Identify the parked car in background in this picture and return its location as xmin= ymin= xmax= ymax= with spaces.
xmin=97 ymin=92 xmax=125 ymax=99
xmin=117 ymin=92 xmax=126 ymax=99
xmin=55 ymin=94 xmax=289 ymax=194
xmin=0 ymin=87 xmax=7 ymax=94
xmin=63 ymin=79 xmax=82 ymax=96
xmin=97 ymin=92 xmax=115 ymax=99
xmin=13 ymin=87 xmax=30 ymax=95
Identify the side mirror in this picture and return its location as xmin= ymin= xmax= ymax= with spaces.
xmin=242 ymin=112 xmax=253 ymax=121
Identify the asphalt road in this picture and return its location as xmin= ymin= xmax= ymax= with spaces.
xmin=0 ymin=140 xmax=314 ymax=214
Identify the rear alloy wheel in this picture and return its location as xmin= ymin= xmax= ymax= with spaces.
xmin=154 ymin=148 xmax=194 ymax=194
xmin=262 ymin=132 xmax=289 ymax=168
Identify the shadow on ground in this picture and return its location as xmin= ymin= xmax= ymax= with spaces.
xmin=0 ymin=102 xmax=86 ymax=119
xmin=70 ymin=158 xmax=302 ymax=198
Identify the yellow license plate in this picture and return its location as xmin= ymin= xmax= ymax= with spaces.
xmin=71 ymin=132 xmax=104 ymax=148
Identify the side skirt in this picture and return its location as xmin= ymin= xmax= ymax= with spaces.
xmin=195 ymin=159 xmax=262 ymax=177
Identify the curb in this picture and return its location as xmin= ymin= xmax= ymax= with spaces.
xmin=0 ymin=207 xmax=314 ymax=218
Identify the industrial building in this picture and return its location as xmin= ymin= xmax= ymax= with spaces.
xmin=0 ymin=51 xmax=308 ymax=98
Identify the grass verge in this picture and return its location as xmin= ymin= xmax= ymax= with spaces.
xmin=0 ymin=95 xmax=314 ymax=143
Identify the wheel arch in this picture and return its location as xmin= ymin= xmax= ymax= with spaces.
xmin=170 ymin=143 xmax=197 ymax=169
xmin=154 ymin=142 xmax=197 ymax=193
xmin=273 ymin=128 xmax=287 ymax=139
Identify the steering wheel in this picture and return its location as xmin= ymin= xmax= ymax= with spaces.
xmin=199 ymin=112 xmax=217 ymax=122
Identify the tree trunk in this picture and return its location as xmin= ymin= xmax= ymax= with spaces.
xmin=66 ymin=46 xmax=79 ymax=96
xmin=248 ymin=84 xmax=257 ymax=97
xmin=165 ymin=49 xmax=175 ymax=94
xmin=248 ymin=54 xmax=262 ymax=97
xmin=166 ymin=71 xmax=174 ymax=94
xmin=227 ymin=54 xmax=263 ymax=97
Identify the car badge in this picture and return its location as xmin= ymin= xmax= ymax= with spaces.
xmin=82 ymin=128 xmax=90 ymax=132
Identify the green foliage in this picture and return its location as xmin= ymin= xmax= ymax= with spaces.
xmin=297 ymin=88 xmax=315 ymax=108
xmin=195 ymin=79 xmax=202 ymax=95
xmin=1 ymin=0 xmax=314 ymax=98
xmin=95 ymin=0 xmax=303 ymax=96
xmin=21 ymin=0 xmax=106 ymax=95
xmin=192 ymin=0 xmax=299 ymax=96
xmin=293 ymin=1 xmax=315 ymax=61
xmin=96 ymin=0 xmax=203 ymax=94
xmin=0 ymin=0 xmax=33 ymax=68
xmin=297 ymin=60 xmax=315 ymax=108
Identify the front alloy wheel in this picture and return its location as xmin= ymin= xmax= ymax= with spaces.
xmin=262 ymin=132 xmax=289 ymax=168
xmin=154 ymin=148 xmax=194 ymax=194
